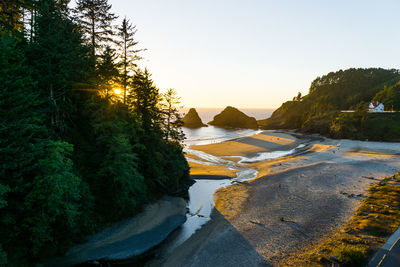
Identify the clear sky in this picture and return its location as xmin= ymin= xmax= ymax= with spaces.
xmin=107 ymin=0 xmax=400 ymax=108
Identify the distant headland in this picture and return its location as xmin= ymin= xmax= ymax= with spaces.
xmin=258 ymin=68 xmax=400 ymax=141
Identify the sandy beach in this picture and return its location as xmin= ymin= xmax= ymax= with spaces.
xmin=159 ymin=130 xmax=400 ymax=266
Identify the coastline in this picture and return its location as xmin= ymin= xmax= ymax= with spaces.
xmin=157 ymin=130 xmax=400 ymax=266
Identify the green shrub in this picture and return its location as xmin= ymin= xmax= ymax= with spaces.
xmin=333 ymin=244 xmax=369 ymax=266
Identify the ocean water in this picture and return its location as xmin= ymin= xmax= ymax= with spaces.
xmin=181 ymin=107 xmax=275 ymax=146
xmin=181 ymin=107 xmax=274 ymax=124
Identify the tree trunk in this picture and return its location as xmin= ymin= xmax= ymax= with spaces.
xmin=91 ymin=12 xmax=95 ymax=57
xmin=123 ymin=34 xmax=127 ymax=104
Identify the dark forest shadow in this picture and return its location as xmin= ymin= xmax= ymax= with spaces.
xmin=160 ymin=208 xmax=271 ymax=267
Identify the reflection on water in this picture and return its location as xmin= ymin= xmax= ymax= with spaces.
xmin=167 ymin=179 xmax=230 ymax=249
xmin=231 ymin=144 xmax=306 ymax=164
xmin=180 ymin=107 xmax=275 ymax=124
xmin=181 ymin=107 xmax=274 ymax=146
xmin=183 ymin=126 xmax=263 ymax=146
xmin=162 ymin=149 xmax=257 ymax=252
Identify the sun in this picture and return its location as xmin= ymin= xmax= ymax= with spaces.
xmin=114 ymin=88 xmax=122 ymax=95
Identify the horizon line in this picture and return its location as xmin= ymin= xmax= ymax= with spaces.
xmin=181 ymin=106 xmax=277 ymax=110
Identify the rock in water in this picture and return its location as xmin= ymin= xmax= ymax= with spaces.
xmin=183 ymin=108 xmax=207 ymax=128
xmin=208 ymin=106 xmax=258 ymax=129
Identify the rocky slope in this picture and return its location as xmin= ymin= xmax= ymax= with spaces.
xmin=183 ymin=108 xmax=207 ymax=128
xmin=208 ymin=106 xmax=258 ymax=129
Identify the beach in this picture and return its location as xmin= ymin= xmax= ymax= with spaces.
xmin=159 ymin=130 xmax=400 ymax=266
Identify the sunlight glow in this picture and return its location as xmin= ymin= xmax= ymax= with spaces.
xmin=114 ymin=88 xmax=122 ymax=95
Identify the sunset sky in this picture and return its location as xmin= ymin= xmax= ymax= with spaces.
xmin=109 ymin=0 xmax=400 ymax=108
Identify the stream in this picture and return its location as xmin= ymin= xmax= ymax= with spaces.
xmin=158 ymin=142 xmax=306 ymax=255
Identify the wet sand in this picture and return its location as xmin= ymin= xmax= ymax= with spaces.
xmin=159 ymin=131 xmax=400 ymax=266
xmin=188 ymin=161 xmax=239 ymax=178
xmin=191 ymin=131 xmax=302 ymax=157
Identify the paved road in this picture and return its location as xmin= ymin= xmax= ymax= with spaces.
xmin=368 ymin=227 xmax=400 ymax=267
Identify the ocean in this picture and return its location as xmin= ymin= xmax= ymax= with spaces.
xmin=180 ymin=107 xmax=275 ymax=124
xmin=181 ymin=107 xmax=275 ymax=146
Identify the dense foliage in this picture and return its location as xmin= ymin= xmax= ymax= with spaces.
xmin=0 ymin=0 xmax=190 ymax=265
xmin=259 ymin=68 xmax=400 ymax=141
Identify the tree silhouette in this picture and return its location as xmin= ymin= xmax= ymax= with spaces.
xmin=117 ymin=17 xmax=144 ymax=104
xmin=74 ymin=0 xmax=117 ymax=58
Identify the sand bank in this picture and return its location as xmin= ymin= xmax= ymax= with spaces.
xmin=191 ymin=131 xmax=301 ymax=157
xmin=188 ymin=161 xmax=238 ymax=178
xmin=163 ymin=132 xmax=400 ymax=266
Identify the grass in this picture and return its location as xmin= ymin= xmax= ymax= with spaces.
xmin=283 ymin=172 xmax=400 ymax=266
xmin=333 ymin=244 xmax=368 ymax=266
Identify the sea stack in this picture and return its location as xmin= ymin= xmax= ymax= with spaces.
xmin=183 ymin=108 xmax=207 ymax=128
xmin=208 ymin=106 xmax=258 ymax=129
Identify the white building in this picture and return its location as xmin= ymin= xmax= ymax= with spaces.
xmin=368 ymin=101 xmax=384 ymax=112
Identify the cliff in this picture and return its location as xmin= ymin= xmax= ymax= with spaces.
xmin=258 ymin=68 xmax=400 ymax=141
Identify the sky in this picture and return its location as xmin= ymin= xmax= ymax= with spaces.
xmin=106 ymin=0 xmax=400 ymax=109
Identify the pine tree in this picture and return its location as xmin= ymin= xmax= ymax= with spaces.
xmin=88 ymin=98 xmax=146 ymax=219
xmin=24 ymin=140 xmax=81 ymax=257
xmin=0 ymin=0 xmax=25 ymax=33
xmin=127 ymin=69 xmax=164 ymax=192
xmin=0 ymin=24 xmax=45 ymax=267
xmin=162 ymin=88 xmax=184 ymax=143
xmin=74 ymin=0 xmax=117 ymax=58
xmin=28 ymin=0 xmax=90 ymax=133
xmin=1 ymin=0 xmax=191 ymax=264
xmin=0 ymin=32 xmax=81 ymax=264
xmin=117 ymin=17 xmax=144 ymax=104
xmin=97 ymin=45 xmax=119 ymax=99
xmin=128 ymin=68 xmax=162 ymax=134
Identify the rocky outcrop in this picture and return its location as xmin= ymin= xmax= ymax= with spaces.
xmin=183 ymin=108 xmax=207 ymax=128
xmin=50 ymin=197 xmax=188 ymax=266
xmin=208 ymin=106 xmax=258 ymax=129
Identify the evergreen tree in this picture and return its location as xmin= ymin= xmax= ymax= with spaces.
xmin=89 ymin=99 xmax=146 ymax=219
xmin=117 ymin=17 xmax=144 ymax=104
xmin=127 ymin=69 xmax=163 ymax=192
xmin=129 ymin=68 xmax=162 ymax=134
xmin=0 ymin=181 xmax=9 ymax=265
xmin=74 ymin=0 xmax=117 ymax=57
xmin=373 ymin=83 xmax=400 ymax=111
xmin=0 ymin=34 xmax=47 ymax=262
xmin=97 ymin=45 xmax=119 ymax=99
xmin=24 ymin=140 xmax=81 ymax=258
xmin=162 ymin=88 xmax=184 ymax=143
xmin=0 ymin=0 xmax=25 ymax=33
xmin=28 ymin=0 xmax=90 ymax=133
xmin=0 ymin=32 xmax=81 ymax=264
xmin=0 ymin=1 xmax=191 ymax=264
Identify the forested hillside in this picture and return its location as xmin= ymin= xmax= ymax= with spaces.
xmin=0 ymin=0 xmax=190 ymax=265
xmin=259 ymin=68 xmax=400 ymax=140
